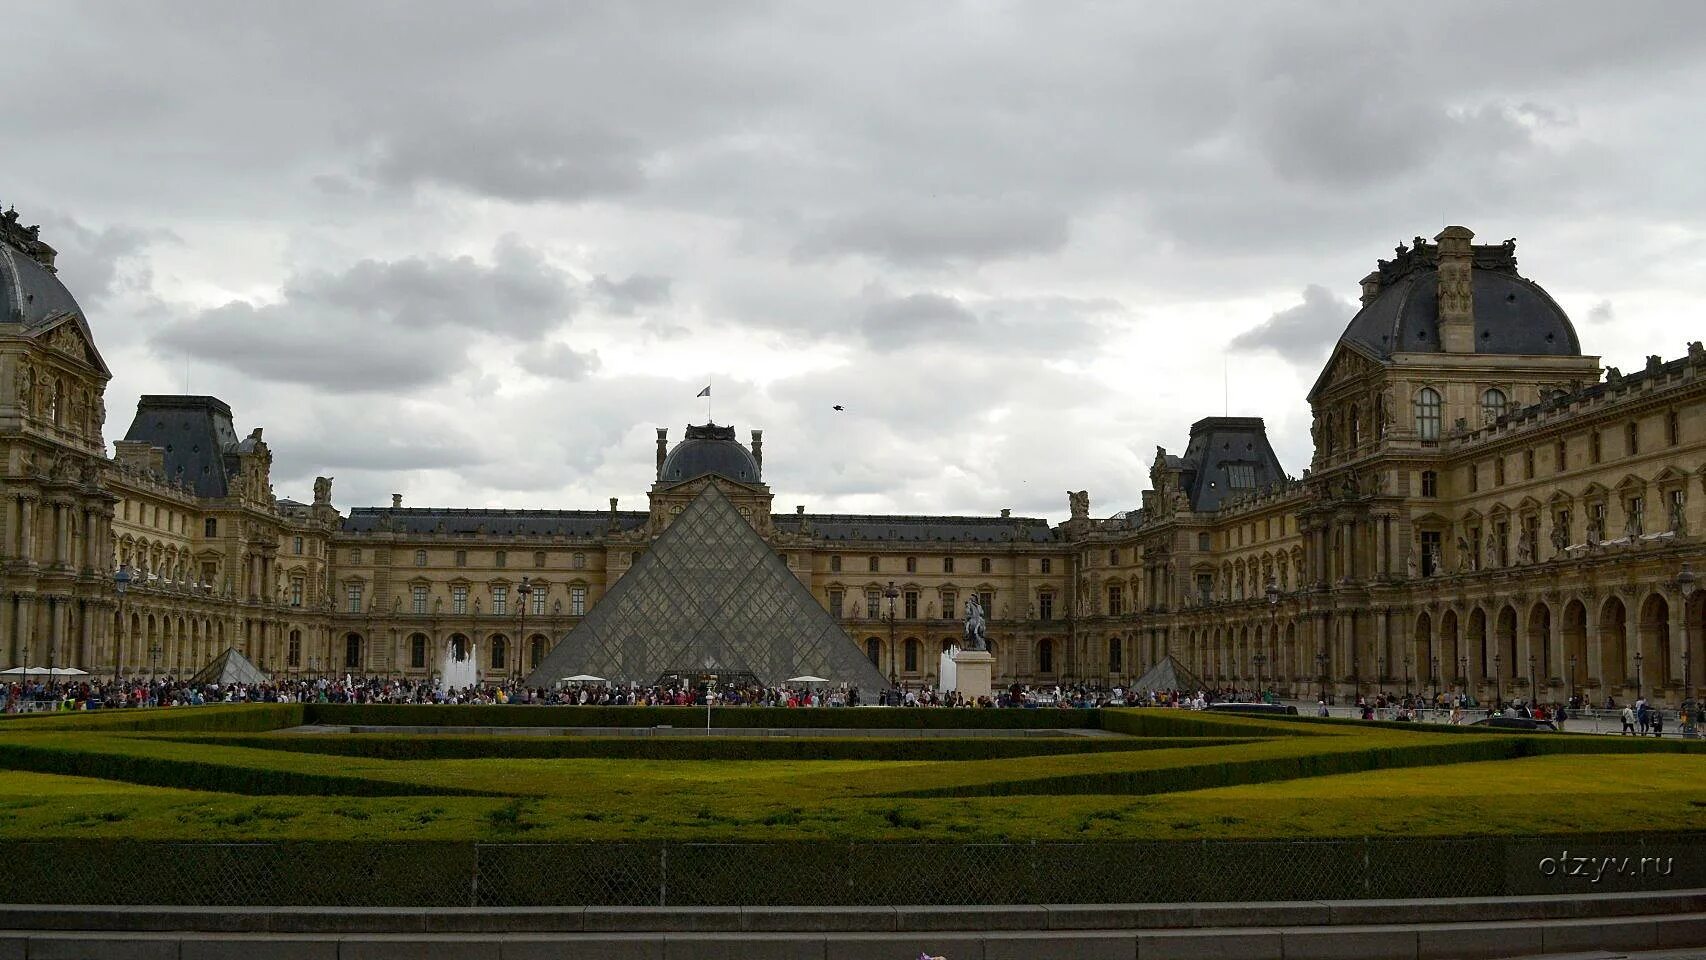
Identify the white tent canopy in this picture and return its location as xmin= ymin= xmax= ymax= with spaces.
xmin=0 ymin=666 xmax=88 ymax=677
xmin=787 ymin=675 xmax=829 ymax=683
xmin=560 ymin=674 xmax=607 ymax=683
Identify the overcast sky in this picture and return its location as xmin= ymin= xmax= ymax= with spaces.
xmin=8 ymin=1 xmax=1706 ymax=521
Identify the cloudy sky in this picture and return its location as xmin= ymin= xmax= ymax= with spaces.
xmin=8 ymin=1 xmax=1706 ymax=520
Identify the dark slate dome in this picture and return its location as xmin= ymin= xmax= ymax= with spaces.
xmin=0 ymin=209 xmax=82 ymax=328
xmin=659 ymin=423 xmax=761 ymax=483
xmin=1338 ymin=234 xmax=1581 ymax=359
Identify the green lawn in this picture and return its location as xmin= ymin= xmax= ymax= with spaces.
xmin=0 ymin=705 xmax=1696 ymax=843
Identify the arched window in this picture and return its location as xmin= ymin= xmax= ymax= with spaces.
xmin=1039 ymin=639 xmax=1054 ymax=674
xmin=865 ymin=638 xmax=880 ymax=666
xmin=344 ymin=633 xmax=363 ymax=669
xmin=489 ymin=635 xmax=508 ymax=670
xmin=529 ymin=635 xmax=546 ymax=670
xmin=1348 ymin=404 xmax=1361 ymax=447
xmin=410 ymin=634 xmax=427 ymax=669
xmin=1415 ymin=388 xmax=1442 ymax=440
xmin=1480 ymin=388 xmax=1507 ymax=424
xmin=904 ymin=638 xmax=919 ymax=672
xmin=48 ymin=378 xmax=62 ymax=425
xmin=1109 ymin=636 xmax=1122 ymax=672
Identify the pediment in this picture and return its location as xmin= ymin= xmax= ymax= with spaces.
xmin=1306 ymin=341 xmax=1384 ymax=402
xmin=31 ymin=315 xmax=110 ymax=376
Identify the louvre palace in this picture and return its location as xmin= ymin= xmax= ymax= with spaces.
xmin=2 ymin=208 xmax=1703 ymax=703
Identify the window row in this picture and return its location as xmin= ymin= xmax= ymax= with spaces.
xmin=342 ymin=582 xmax=590 ymax=616
xmin=341 ymin=548 xmax=592 ymax=570
xmin=831 ymin=555 xmax=1020 ymax=574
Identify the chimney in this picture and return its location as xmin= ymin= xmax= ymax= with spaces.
xmin=391 ymin=493 xmax=403 ymax=509
xmin=1000 ymin=508 xmax=1011 ymax=518
xmin=1435 ymin=225 xmax=1475 ymax=353
xmin=656 ymin=428 xmax=668 ymax=476
xmin=751 ymin=429 xmax=763 ymax=474
xmin=796 ymin=505 xmax=805 ymax=515
xmin=1359 ymin=271 xmax=1382 ymax=307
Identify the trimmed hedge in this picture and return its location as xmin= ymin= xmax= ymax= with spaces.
xmin=159 ymin=733 xmax=1253 ymax=763
xmin=889 ymin=735 xmax=1533 ymax=798
xmin=1099 ymin=708 xmax=1323 ymax=739
xmin=0 ymin=704 xmax=302 ymax=734
xmin=306 ymin=703 xmax=1100 ymax=730
xmin=0 ymin=739 xmax=499 ymax=798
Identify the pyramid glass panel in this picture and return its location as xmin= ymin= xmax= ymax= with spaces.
xmin=525 ymin=485 xmax=892 ymax=690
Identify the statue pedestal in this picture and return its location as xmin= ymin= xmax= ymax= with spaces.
xmin=947 ymin=647 xmax=996 ymax=700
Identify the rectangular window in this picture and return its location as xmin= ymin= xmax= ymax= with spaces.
xmin=828 ymin=588 xmax=844 ymax=619
xmin=204 ymin=517 xmax=217 ymax=538
xmin=1421 ymin=470 xmax=1438 ymax=497
xmin=941 ymin=590 xmax=956 ymax=619
xmin=1668 ymin=411 xmax=1681 ymax=447
xmin=290 ymin=577 xmax=304 ymax=607
xmin=1040 ymin=558 xmax=1051 ymax=574
xmin=347 ymin=583 xmax=363 ymax=613
xmin=288 ymin=633 xmax=301 ymax=668
xmin=1591 ymin=431 xmax=1602 ymax=463
xmin=1109 ymin=637 xmax=1122 ymax=672
xmin=1670 ymin=490 xmax=1686 ymax=532
xmin=1227 ymin=464 xmax=1256 ymax=488
xmin=455 ymin=550 xmax=467 ymax=567
xmin=1469 ymin=465 xmax=1480 ymax=493
xmin=978 ymin=591 xmax=994 ymax=616
xmin=1556 ymin=439 xmax=1567 ymax=472
xmin=1495 ymin=521 xmax=1508 ymax=566
xmin=350 ymin=548 xmax=362 ymax=564
xmin=1108 ymin=548 xmax=1120 ymax=565
xmin=865 ymin=590 xmax=881 ymax=619
xmin=868 ymin=556 xmax=879 ymax=573
xmin=1197 ymin=532 xmax=1210 ymax=551
xmin=1628 ymin=497 xmax=1644 ymax=537
xmin=1420 ymin=531 xmax=1442 ymax=576
xmin=412 ymin=585 xmax=428 ymax=614
xmin=570 ymin=585 xmax=586 ymax=616
xmin=534 ymin=551 xmax=546 ymax=568
xmin=1196 ymin=574 xmax=1213 ymax=602
xmin=492 ymin=586 xmax=507 ymax=615
xmin=1469 ymin=526 xmax=1482 ymax=571
xmin=1038 ymin=592 xmax=1053 ymax=621
xmin=293 ymin=536 xmax=303 ymax=555
xmin=830 ymin=555 xmax=842 ymax=573
xmin=903 ymin=590 xmax=918 ymax=619
xmin=905 ymin=557 xmax=917 ymax=573
xmin=943 ymin=557 xmax=954 ymax=574
xmin=496 ymin=551 xmax=507 ymax=568
xmin=452 ymin=585 xmax=468 ymax=615
xmin=532 ymin=590 xmax=546 ymax=616
xmin=1524 ymin=515 xmax=1540 ymax=560
xmin=201 ymin=562 xmax=217 ymax=587
xmin=1524 ymin=449 xmax=1535 ymax=480
xmin=1627 ymin=422 xmax=1640 ymax=456
xmin=1591 ymin=502 xmax=1607 ymax=541
xmin=1107 ymin=584 xmax=1124 ymax=616
xmin=980 ymin=557 xmax=992 ymax=574
xmin=1494 ymin=458 xmax=1505 ymax=486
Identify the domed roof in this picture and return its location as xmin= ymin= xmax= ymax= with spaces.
xmin=0 ymin=209 xmax=83 ymax=328
xmin=659 ymin=423 xmax=761 ymax=484
xmin=1338 ymin=234 xmax=1580 ymax=359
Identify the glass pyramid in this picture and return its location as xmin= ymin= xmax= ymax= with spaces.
xmin=524 ymin=485 xmax=892 ymax=690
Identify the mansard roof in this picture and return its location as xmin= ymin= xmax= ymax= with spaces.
xmin=1176 ymin=417 xmax=1287 ymax=513
xmin=342 ymin=507 xmax=649 ymax=537
xmin=773 ymin=513 xmax=1056 ymax=543
xmin=121 ymin=395 xmax=245 ymax=499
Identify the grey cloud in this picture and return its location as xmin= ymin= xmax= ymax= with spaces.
xmin=794 ymin=199 xmax=1072 ymax=267
xmin=363 ymin=116 xmax=647 ymax=202
xmin=592 ymin=273 xmax=673 ymax=315
xmin=518 ymin=343 xmax=602 ymax=381
xmin=859 ymin=292 xmax=977 ymax=348
xmin=1588 ymin=299 xmax=1615 ymax=324
xmin=1229 ymin=285 xmax=1355 ymax=365
xmin=855 ymin=287 xmax=1112 ymax=354
xmin=151 ymin=238 xmax=575 ymax=391
xmin=35 ymin=213 xmax=165 ymax=307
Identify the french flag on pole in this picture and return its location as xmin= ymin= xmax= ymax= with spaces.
xmin=696 ymin=385 xmax=711 ymax=397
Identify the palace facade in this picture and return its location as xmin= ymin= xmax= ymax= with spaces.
xmin=2 ymin=208 xmax=1702 ymax=702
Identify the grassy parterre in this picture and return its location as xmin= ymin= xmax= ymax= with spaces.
xmin=0 ymin=704 xmax=1697 ymax=843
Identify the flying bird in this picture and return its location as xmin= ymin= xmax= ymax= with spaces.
xmin=832 ymin=404 xmax=844 ymax=411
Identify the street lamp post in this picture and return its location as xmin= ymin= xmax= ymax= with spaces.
xmin=1458 ymin=656 xmax=1468 ymax=702
xmin=1404 ymin=654 xmax=1413 ymax=700
xmin=1430 ymin=656 xmax=1439 ymax=703
xmin=884 ymin=580 xmax=900 ymax=692
xmin=515 ymin=576 xmax=532 ymax=685
xmin=147 ymin=641 xmax=162 ymax=705
xmin=1634 ymin=650 xmax=1644 ymax=701
xmin=1569 ymin=655 xmax=1578 ymax=709
xmin=1492 ymin=652 xmax=1502 ymax=708
xmin=113 ymin=564 xmax=132 ymax=684
xmin=1315 ymin=651 xmax=1327 ymax=703
xmin=1253 ymin=653 xmax=1266 ymax=700
xmin=1528 ymin=654 xmax=1537 ymax=708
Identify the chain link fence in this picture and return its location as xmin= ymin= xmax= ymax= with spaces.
xmin=0 ymin=835 xmax=1698 ymax=907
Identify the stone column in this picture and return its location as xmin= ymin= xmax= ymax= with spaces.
xmin=19 ymin=497 xmax=35 ymax=565
xmin=55 ymin=501 xmax=71 ymax=568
